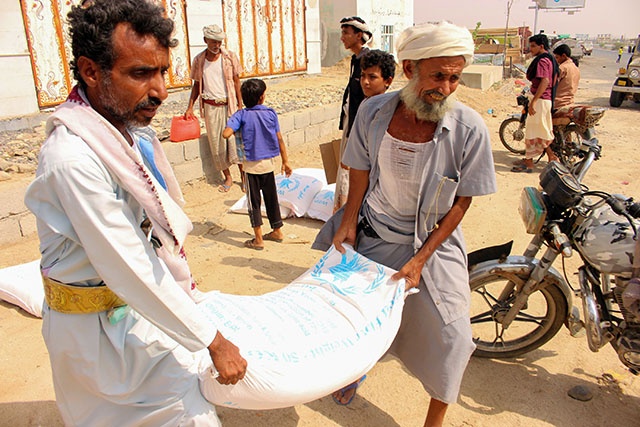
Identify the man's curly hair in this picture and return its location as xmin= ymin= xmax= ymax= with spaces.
xmin=68 ymin=0 xmax=178 ymax=88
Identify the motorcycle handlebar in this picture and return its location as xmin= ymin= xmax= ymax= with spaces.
xmin=600 ymin=195 xmax=640 ymax=220
xmin=628 ymin=202 xmax=640 ymax=219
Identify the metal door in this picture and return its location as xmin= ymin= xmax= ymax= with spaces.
xmin=222 ymin=0 xmax=307 ymax=77
xmin=20 ymin=0 xmax=192 ymax=109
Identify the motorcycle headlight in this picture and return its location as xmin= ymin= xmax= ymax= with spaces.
xmin=519 ymin=187 xmax=547 ymax=234
xmin=630 ymin=68 xmax=640 ymax=79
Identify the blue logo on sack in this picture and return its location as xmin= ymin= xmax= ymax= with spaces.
xmin=310 ymin=248 xmax=386 ymax=296
xmin=278 ymin=176 xmax=300 ymax=192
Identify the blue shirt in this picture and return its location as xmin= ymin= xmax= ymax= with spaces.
xmin=226 ymin=105 xmax=280 ymax=161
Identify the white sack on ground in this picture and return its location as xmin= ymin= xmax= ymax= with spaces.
xmin=275 ymin=170 xmax=324 ymax=217
xmin=0 ymin=260 xmax=44 ymax=317
xmin=230 ymin=169 xmax=325 ymax=218
xmin=198 ymin=245 xmax=407 ymax=410
xmin=229 ymin=194 xmax=292 ymax=218
xmin=306 ymin=183 xmax=336 ymax=222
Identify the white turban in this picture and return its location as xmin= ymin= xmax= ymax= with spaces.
xmin=396 ymin=21 xmax=474 ymax=67
xmin=340 ymin=16 xmax=372 ymax=44
xmin=203 ymin=24 xmax=226 ymax=41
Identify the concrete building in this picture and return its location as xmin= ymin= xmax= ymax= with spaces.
xmin=320 ymin=0 xmax=413 ymax=66
xmin=0 ymin=0 xmax=321 ymax=121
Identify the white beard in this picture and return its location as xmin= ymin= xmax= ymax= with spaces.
xmin=399 ymin=76 xmax=456 ymax=123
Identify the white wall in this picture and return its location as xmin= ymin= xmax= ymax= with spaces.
xmin=319 ymin=0 xmax=413 ymax=66
xmin=357 ymin=0 xmax=414 ymax=54
xmin=319 ymin=0 xmax=357 ymax=66
xmin=306 ymin=0 xmax=322 ymax=74
xmin=185 ymin=0 xmax=223 ymax=58
xmin=0 ymin=2 xmax=40 ymax=119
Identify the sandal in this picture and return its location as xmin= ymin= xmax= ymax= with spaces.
xmin=218 ymin=183 xmax=232 ymax=193
xmin=262 ymin=232 xmax=283 ymax=243
xmin=331 ymin=375 xmax=367 ymax=406
xmin=243 ymin=238 xmax=264 ymax=251
xmin=510 ymin=163 xmax=533 ymax=173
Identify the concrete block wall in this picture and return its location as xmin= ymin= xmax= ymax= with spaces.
xmin=163 ymin=102 xmax=343 ymax=182
xmin=0 ymin=102 xmax=343 ymax=246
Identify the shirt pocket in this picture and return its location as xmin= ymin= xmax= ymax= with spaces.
xmin=424 ymin=172 xmax=459 ymax=218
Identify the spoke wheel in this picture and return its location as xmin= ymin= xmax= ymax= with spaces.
xmin=470 ymin=271 xmax=568 ymax=358
xmin=499 ymin=117 xmax=526 ymax=155
xmin=558 ymin=124 xmax=583 ymax=170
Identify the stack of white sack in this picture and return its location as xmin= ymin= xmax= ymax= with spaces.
xmin=197 ymin=245 xmax=410 ymax=409
xmin=230 ymin=168 xmax=335 ymax=221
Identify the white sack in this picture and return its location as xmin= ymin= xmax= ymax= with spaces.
xmin=306 ymin=184 xmax=335 ymax=222
xmin=0 ymin=260 xmax=44 ymax=317
xmin=275 ymin=171 xmax=324 ymax=217
xmin=288 ymin=168 xmax=327 ymax=185
xmin=198 ymin=245 xmax=407 ymax=409
xmin=229 ymin=195 xmax=292 ymax=218
xmin=229 ymin=169 xmax=326 ymax=218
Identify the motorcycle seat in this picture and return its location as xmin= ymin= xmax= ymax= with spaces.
xmin=552 ymin=105 xmax=590 ymax=126
xmin=552 ymin=117 xmax=571 ymax=126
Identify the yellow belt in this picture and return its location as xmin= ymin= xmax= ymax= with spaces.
xmin=42 ymin=276 xmax=126 ymax=314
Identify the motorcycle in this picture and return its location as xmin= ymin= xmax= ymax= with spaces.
xmin=498 ymin=88 xmax=607 ymax=170
xmin=468 ymin=137 xmax=640 ymax=374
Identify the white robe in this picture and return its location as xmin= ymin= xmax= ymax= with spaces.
xmin=25 ymin=124 xmax=220 ymax=426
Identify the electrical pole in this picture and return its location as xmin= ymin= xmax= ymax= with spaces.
xmin=504 ymin=0 xmax=515 ymax=77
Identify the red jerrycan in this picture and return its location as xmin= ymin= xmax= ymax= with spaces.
xmin=170 ymin=116 xmax=201 ymax=142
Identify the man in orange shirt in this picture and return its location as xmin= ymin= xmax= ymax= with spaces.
xmin=553 ymin=44 xmax=580 ymax=108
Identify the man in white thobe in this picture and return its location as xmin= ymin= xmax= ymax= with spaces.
xmin=24 ymin=1 xmax=246 ymax=425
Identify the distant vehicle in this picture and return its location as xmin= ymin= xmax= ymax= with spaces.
xmin=609 ymin=35 xmax=640 ymax=107
xmin=551 ymin=38 xmax=584 ymax=65
xmin=581 ymin=40 xmax=593 ymax=56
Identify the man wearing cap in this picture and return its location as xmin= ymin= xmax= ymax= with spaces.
xmin=333 ymin=16 xmax=373 ymax=212
xmin=185 ymin=24 xmax=244 ymax=193
xmin=314 ymin=22 xmax=496 ymax=426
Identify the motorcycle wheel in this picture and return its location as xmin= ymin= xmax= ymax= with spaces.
xmin=499 ymin=117 xmax=526 ymax=155
xmin=470 ymin=271 xmax=568 ymax=358
xmin=558 ymin=124 xmax=582 ymax=169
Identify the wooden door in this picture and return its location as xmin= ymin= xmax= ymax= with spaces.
xmin=222 ymin=0 xmax=307 ymax=77
xmin=20 ymin=0 xmax=192 ymax=109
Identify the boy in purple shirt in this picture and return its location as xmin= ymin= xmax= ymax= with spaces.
xmin=223 ymin=79 xmax=292 ymax=250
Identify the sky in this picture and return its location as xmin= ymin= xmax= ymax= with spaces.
xmin=414 ymin=0 xmax=639 ymax=39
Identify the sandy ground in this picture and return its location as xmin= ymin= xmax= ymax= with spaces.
xmin=1 ymin=54 xmax=640 ymax=426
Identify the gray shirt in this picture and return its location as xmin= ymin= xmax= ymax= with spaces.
xmin=343 ymin=91 xmax=497 ymax=324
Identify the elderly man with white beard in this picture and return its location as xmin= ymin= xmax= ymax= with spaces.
xmin=313 ymin=21 xmax=497 ymax=426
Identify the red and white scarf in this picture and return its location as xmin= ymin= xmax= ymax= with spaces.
xmin=45 ymin=86 xmax=196 ymax=295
